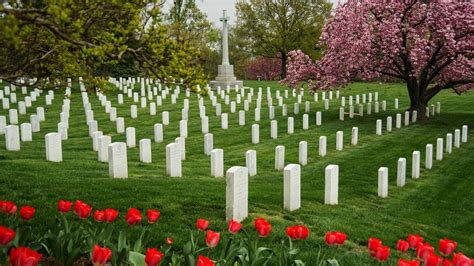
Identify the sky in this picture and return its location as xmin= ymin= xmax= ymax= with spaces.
xmin=164 ymin=0 xmax=345 ymax=26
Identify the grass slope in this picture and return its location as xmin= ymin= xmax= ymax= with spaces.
xmin=0 ymin=80 xmax=473 ymax=263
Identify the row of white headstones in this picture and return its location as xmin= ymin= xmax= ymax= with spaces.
xmin=376 ymin=125 xmax=469 ymax=198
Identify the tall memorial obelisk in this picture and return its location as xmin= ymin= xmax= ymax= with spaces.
xmin=210 ymin=10 xmax=243 ymax=89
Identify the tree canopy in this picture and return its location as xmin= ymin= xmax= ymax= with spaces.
xmin=0 ymin=0 xmax=208 ymax=90
xmin=235 ymin=0 xmax=332 ymax=78
xmin=283 ymin=0 xmax=473 ymax=116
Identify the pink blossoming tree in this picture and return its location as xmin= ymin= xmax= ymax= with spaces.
xmin=282 ymin=0 xmax=473 ymax=117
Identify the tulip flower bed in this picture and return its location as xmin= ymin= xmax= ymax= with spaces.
xmin=1 ymin=80 xmax=474 ymax=264
xmin=1 ymin=199 xmax=473 ymax=265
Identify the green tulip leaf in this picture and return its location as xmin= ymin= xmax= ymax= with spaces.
xmin=129 ymin=251 xmax=146 ymax=266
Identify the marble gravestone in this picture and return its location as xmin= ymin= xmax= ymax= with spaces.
xmin=226 ymin=166 xmax=248 ymax=222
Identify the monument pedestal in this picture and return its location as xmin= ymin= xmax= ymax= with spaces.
xmin=210 ymin=64 xmax=243 ymax=89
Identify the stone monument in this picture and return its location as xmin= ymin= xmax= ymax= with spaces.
xmin=210 ymin=10 xmax=243 ymax=89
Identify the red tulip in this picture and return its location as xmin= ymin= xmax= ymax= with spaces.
xmin=94 ymin=210 xmax=105 ymax=222
xmin=91 ymin=244 xmax=112 ymax=265
xmin=255 ymin=219 xmax=271 ymax=237
xmin=74 ymin=200 xmax=92 ymax=219
xmin=373 ymin=246 xmax=390 ymax=261
xmin=452 ymin=253 xmax=471 ymax=266
xmin=325 ymin=231 xmax=346 ymax=245
xmin=145 ymin=248 xmax=164 ymax=266
xmin=197 ymin=219 xmax=209 ymax=231
xmin=147 ymin=210 xmax=160 ymax=224
xmin=0 ymin=201 xmax=17 ymax=215
xmin=408 ymin=234 xmax=424 ymax=249
xmin=335 ymin=231 xmax=347 ymax=244
xmin=197 ymin=255 xmax=215 ymax=266
xmin=104 ymin=208 xmax=118 ymax=223
xmin=442 ymin=259 xmax=452 ymax=266
xmin=425 ymin=254 xmax=443 ymax=266
xmin=0 ymin=226 xmax=16 ymax=246
xmin=9 ymin=247 xmax=42 ymax=266
xmin=398 ymin=259 xmax=420 ymax=266
xmin=368 ymin=237 xmax=382 ymax=252
xmin=439 ymin=239 xmax=457 ymax=256
xmin=286 ymin=225 xmax=309 ymax=240
xmin=254 ymin=218 xmax=267 ymax=229
xmin=165 ymin=237 xmax=173 ymax=245
xmin=58 ymin=200 xmax=72 ymax=213
xmin=325 ymin=232 xmax=338 ymax=245
xmin=206 ymin=230 xmax=220 ymax=248
xmin=397 ymin=239 xmax=410 ymax=252
xmin=20 ymin=206 xmax=35 ymax=221
xmin=228 ymin=219 xmax=242 ymax=234
xmin=126 ymin=208 xmax=142 ymax=225
xmin=417 ymin=243 xmax=435 ymax=261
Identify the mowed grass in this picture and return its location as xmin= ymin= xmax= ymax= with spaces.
xmin=0 ymin=80 xmax=473 ymax=263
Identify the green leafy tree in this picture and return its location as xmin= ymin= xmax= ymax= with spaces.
xmin=235 ymin=0 xmax=332 ymax=78
xmin=0 ymin=0 xmax=207 ymax=90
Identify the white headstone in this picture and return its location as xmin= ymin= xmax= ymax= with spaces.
xmin=425 ymin=144 xmax=433 ymax=169
xmin=284 ymin=164 xmax=301 ymax=211
xmin=166 ymin=143 xmax=182 ymax=177
xmin=462 ymin=125 xmax=468 ymax=143
xmin=30 ymin=115 xmax=40 ymax=132
xmin=98 ymin=136 xmax=112 ymax=162
xmin=116 ymin=117 xmax=125 ymax=133
xmin=376 ymin=119 xmax=382 ymax=135
xmin=454 ymin=129 xmax=460 ymax=148
xmin=287 ymin=117 xmax=294 ymax=134
xmin=226 ymin=166 xmax=248 ymax=222
xmin=162 ymin=111 xmax=169 ymax=125
xmin=254 ymin=108 xmax=260 ymax=121
xmin=204 ymin=133 xmax=213 ymax=155
xmin=275 ymin=145 xmax=285 ymax=170
xmin=436 ymin=138 xmax=443 ymax=160
xmin=108 ymin=142 xmax=128 ymax=178
xmin=221 ymin=113 xmax=228 ymax=129
xmin=252 ymin=124 xmax=259 ymax=144
xmin=412 ymin=151 xmax=420 ymax=179
xmin=179 ymin=120 xmax=188 ymax=138
xmin=339 ymin=107 xmax=345 ymax=121
xmin=325 ymin=164 xmax=338 ymax=205
xmin=45 ymin=133 xmax=62 ymax=162
xmin=299 ymin=141 xmax=308 ymax=166
xmin=404 ymin=111 xmax=410 ymax=126
xmin=351 ymin=127 xmax=358 ymax=145
xmin=446 ymin=133 xmax=453 ymax=154
xmin=271 ymin=120 xmax=278 ymax=139
xmin=396 ymin=113 xmax=402 ymax=129
xmin=20 ymin=123 xmax=32 ymax=142
xmin=336 ymin=131 xmax=343 ymax=151
xmin=387 ymin=116 xmax=393 ymax=132
xmin=211 ymin=148 xmax=224 ymax=177
xmin=126 ymin=127 xmax=136 ymax=148
xmin=139 ymin=139 xmax=152 ymax=163
xmin=8 ymin=109 xmax=18 ymax=124
xmin=92 ymin=131 xmax=103 ymax=151
xmin=302 ymin=114 xmax=309 ymax=130
xmin=201 ymin=116 xmax=209 ymax=134
xmin=397 ymin=158 xmax=406 ymax=187
xmin=319 ymin=136 xmax=327 ymax=157
xmin=239 ymin=110 xmax=245 ymax=126
xmin=378 ymin=167 xmax=388 ymax=198
xmin=316 ymin=111 xmax=322 ymax=126
xmin=246 ymin=150 xmax=257 ymax=176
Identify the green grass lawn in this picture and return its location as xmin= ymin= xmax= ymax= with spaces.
xmin=0 ymin=80 xmax=473 ymax=264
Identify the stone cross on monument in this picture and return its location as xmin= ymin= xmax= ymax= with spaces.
xmin=210 ymin=10 xmax=243 ymax=89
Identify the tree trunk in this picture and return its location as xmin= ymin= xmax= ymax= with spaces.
xmin=281 ymin=54 xmax=287 ymax=79
xmin=407 ymin=83 xmax=428 ymax=120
